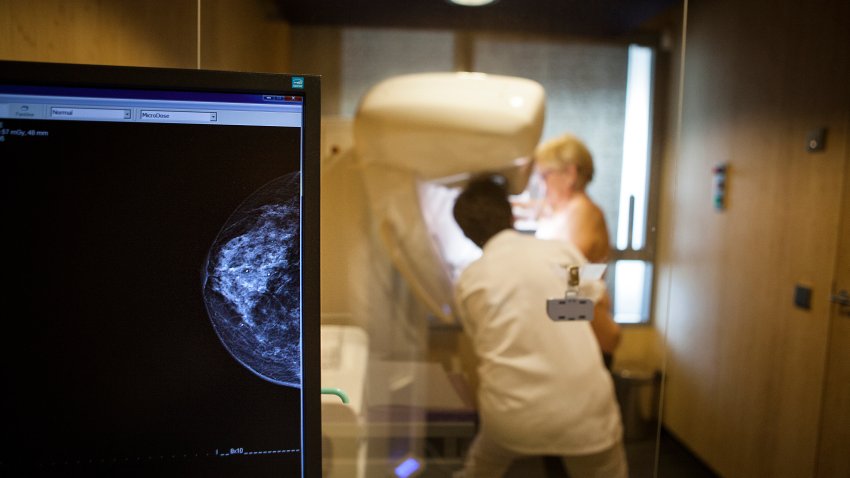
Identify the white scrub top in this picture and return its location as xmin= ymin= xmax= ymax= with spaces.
xmin=454 ymin=229 xmax=622 ymax=455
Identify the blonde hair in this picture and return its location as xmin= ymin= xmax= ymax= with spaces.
xmin=534 ymin=133 xmax=594 ymax=190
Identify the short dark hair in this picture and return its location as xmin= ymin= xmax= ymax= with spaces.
xmin=453 ymin=174 xmax=513 ymax=248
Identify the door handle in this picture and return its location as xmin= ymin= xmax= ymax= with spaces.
xmin=831 ymin=290 xmax=850 ymax=306
xmin=831 ymin=290 xmax=850 ymax=316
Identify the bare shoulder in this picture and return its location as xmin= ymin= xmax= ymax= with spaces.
xmin=564 ymin=196 xmax=610 ymax=262
xmin=566 ymin=196 xmax=608 ymax=233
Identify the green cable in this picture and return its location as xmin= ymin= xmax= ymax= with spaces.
xmin=320 ymin=387 xmax=350 ymax=404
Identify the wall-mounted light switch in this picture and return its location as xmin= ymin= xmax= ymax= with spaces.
xmin=712 ymin=163 xmax=728 ymax=211
xmin=794 ymin=284 xmax=812 ymax=310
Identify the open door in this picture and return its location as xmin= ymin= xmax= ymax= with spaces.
xmin=816 ymin=125 xmax=850 ymax=477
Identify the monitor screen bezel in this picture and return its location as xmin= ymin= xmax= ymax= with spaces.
xmin=0 ymin=59 xmax=322 ymax=477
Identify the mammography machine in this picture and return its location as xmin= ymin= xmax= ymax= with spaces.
xmin=320 ymin=72 xmax=545 ymax=477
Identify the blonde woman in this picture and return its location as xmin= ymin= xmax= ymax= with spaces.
xmin=534 ymin=133 xmax=611 ymax=264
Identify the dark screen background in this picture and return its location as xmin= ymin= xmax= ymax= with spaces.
xmin=1 ymin=118 xmax=304 ymax=477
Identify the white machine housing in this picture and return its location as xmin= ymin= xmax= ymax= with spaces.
xmin=354 ymin=72 xmax=545 ymax=186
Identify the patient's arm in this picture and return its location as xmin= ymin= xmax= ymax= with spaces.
xmin=590 ymin=289 xmax=621 ymax=355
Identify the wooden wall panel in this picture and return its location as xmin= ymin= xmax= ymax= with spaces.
xmin=0 ymin=0 xmax=290 ymax=72
xmin=0 ymin=0 xmax=197 ymax=67
xmin=659 ymin=0 xmax=850 ymax=476
xmin=290 ymin=26 xmax=343 ymax=116
xmin=200 ymin=0 xmax=290 ymax=73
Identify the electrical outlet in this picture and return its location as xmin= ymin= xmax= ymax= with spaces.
xmin=806 ymin=128 xmax=827 ymax=152
xmin=794 ymin=284 xmax=812 ymax=310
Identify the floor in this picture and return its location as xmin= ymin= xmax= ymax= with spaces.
xmin=417 ymin=426 xmax=718 ymax=478
xmin=623 ymin=427 xmax=719 ymax=478
xmin=348 ymin=371 xmax=719 ymax=478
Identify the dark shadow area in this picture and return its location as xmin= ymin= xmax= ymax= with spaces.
xmin=652 ymin=427 xmax=719 ymax=478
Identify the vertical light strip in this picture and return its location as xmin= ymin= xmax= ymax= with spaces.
xmin=197 ymin=0 xmax=202 ymax=69
xmin=616 ymin=44 xmax=654 ymax=250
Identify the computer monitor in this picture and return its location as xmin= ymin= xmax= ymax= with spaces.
xmin=0 ymin=60 xmax=321 ymax=477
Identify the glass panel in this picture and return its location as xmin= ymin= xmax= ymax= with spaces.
xmin=321 ymin=28 xmax=469 ymax=478
xmin=299 ymin=25 xmax=671 ymax=478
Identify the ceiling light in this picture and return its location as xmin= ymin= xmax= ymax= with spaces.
xmin=447 ymin=0 xmax=498 ymax=6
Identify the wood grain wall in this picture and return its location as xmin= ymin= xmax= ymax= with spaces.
xmin=657 ymin=0 xmax=850 ymax=476
xmin=0 ymin=0 xmax=290 ymax=72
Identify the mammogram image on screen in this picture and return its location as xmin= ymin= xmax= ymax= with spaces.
xmin=202 ymin=172 xmax=302 ymax=387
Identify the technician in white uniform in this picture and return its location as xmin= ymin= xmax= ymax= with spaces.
xmin=452 ymin=175 xmax=626 ymax=478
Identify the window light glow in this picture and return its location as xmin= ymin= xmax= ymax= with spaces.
xmin=614 ymin=260 xmax=651 ymax=323
xmin=616 ymin=45 xmax=654 ymax=251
